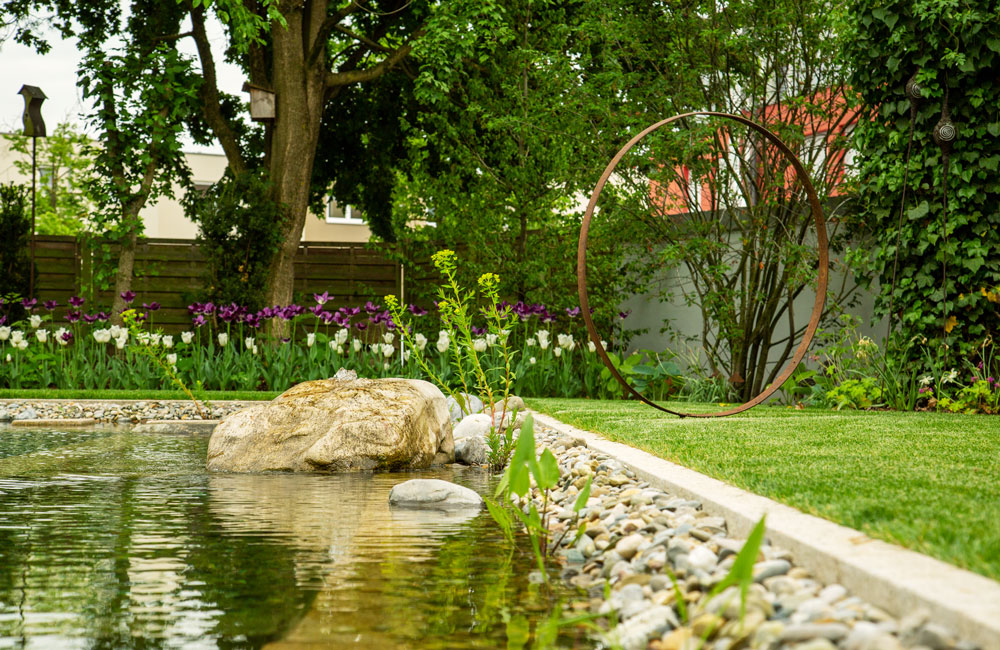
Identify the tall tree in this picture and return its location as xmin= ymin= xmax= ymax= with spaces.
xmin=3 ymin=0 xmax=201 ymax=318
xmin=185 ymin=0 xmax=500 ymax=323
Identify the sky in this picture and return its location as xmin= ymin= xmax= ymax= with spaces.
xmin=0 ymin=14 xmax=244 ymax=154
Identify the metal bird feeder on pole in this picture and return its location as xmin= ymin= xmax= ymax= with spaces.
xmin=18 ymin=84 xmax=47 ymax=300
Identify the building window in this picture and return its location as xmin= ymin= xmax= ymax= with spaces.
xmin=325 ymin=199 xmax=365 ymax=225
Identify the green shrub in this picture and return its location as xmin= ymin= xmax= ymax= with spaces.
xmin=0 ymin=183 xmax=32 ymax=321
xmin=184 ymin=171 xmax=284 ymax=311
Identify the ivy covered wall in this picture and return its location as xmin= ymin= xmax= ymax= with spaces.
xmin=847 ymin=0 xmax=1000 ymax=357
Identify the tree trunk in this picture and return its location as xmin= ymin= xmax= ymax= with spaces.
xmin=262 ymin=1 xmax=327 ymax=335
xmin=110 ymin=226 xmax=139 ymax=324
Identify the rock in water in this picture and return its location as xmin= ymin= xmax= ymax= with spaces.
xmin=388 ymin=479 xmax=483 ymax=509
xmin=207 ymin=378 xmax=454 ymax=472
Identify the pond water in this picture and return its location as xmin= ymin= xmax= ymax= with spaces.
xmin=0 ymin=428 xmax=586 ymax=649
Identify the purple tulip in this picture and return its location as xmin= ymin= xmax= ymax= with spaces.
xmin=408 ymin=304 xmax=427 ymax=316
xmin=354 ymin=321 xmax=368 ymax=331
xmin=0 ymin=315 xmax=5 ymax=326
xmin=202 ymin=302 xmax=216 ymax=315
xmin=60 ymin=330 xmax=74 ymax=344
xmin=96 ymin=312 xmax=109 ymax=322
xmin=69 ymin=295 xmax=85 ymax=308
xmin=21 ymin=298 xmax=38 ymax=310
xmin=471 ymin=325 xmax=486 ymax=335
xmin=321 ymin=311 xmax=335 ymax=324
xmin=309 ymin=304 xmax=325 ymax=317
xmin=142 ymin=301 xmax=161 ymax=312
xmin=565 ymin=306 xmax=581 ymax=318
xmin=82 ymin=313 xmax=98 ymax=323
xmin=364 ymin=301 xmax=379 ymax=314
xmin=314 ymin=291 xmax=331 ymax=305
xmin=44 ymin=300 xmax=59 ymax=311
xmin=120 ymin=291 xmax=136 ymax=304
xmin=67 ymin=310 xmax=81 ymax=323
xmin=193 ymin=314 xmax=207 ymax=328
xmin=618 ymin=310 xmax=632 ymax=320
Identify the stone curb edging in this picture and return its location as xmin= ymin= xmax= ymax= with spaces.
xmin=528 ymin=409 xmax=1000 ymax=650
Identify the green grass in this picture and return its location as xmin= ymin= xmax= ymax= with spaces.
xmin=0 ymin=388 xmax=280 ymax=401
xmin=527 ymin=398 xmax=1000 ymax=582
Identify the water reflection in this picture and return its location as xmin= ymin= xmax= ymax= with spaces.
xmin=0 ymin=430 xmax=582 ymax=648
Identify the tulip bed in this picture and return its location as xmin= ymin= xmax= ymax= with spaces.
xmin=0 ymin=294 xmax=656 ymax=398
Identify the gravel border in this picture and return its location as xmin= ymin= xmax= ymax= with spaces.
xmin=0 ymin=399 xmax=258 ymax=425
xmin=527 ymin=410 xmax=990 ymax=650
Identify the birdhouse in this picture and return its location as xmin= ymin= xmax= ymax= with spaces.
xmin=242 ymin=82 xmax=275 ymax=122
xmin=18 ymin=85 xmax=47 ymax=137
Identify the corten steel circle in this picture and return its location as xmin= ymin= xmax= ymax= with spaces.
xmin=577 ymin=111 xmax=829 ymax=418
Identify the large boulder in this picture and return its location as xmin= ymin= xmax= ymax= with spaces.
xmin=207 ymin=377 xmax=454 ymax=472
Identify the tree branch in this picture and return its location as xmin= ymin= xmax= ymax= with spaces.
xmin=190 ymin=5 xmax=247 ymax=175
xmin=325 ymin=39 xmax=414 ymax=87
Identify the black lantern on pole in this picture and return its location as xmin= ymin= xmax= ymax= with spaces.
xmin=18 ymin=84 xmax=46 ymax=300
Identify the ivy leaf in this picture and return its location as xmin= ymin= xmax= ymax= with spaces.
xmin=907 ymin=201 xmax=929 ymax=220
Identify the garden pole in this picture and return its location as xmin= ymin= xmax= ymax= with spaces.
xmin=29 ymin=134 xmax=36 ymax=298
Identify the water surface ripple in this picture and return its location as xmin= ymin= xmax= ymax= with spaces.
xmin=0 ymin=428 xmax=580 ymax=649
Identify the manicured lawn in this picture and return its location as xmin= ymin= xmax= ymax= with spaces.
xmin=0 ymin=389 xmax=280 ymax=401
xmin=528 ymin=398 xmax=1000 ymax=582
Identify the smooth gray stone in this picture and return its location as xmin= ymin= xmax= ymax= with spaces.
xmin=388 ymin=479 xmax=483 ymax=510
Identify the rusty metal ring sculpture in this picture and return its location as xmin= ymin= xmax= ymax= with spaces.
xmin=577 ymin=111 xmax=829 ymax=418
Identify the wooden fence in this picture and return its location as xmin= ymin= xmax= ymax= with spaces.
xmin=30 ymin=235 xmax=401 ymax=332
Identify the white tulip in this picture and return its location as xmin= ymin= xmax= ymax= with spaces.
xmin=5 ymin=354 xmax=10 ymax=362
xmin=162 ymin=335 xmax=174 ymax=348
xmin=16 ymin=340 xmax=28 ymax=351
xmin=252 ymin=344 xmax=259 ymax=355
xmin=181 ymin=331 xmax=194 ymax=344
xmin=382 ymin=343 xmax=395 ymax=358
xmin=588 ymin=341 xmax=596 ymax=353
xmin=526 ymin=337 xmax=536 ymax=347
xmin=115 ymin=336 xmax=127 ymax=350
xmin=382 ymin=332 xmax=395 ymax=345
xmin=353 ymin=339 xmax=362 ymax=352
xmin=93 ymin=329 xmax=112 ymax=344
xmin=557 ymin=333 xmax=575 ymax=350
xmin=166 ymin=353 xmax=177 ymax=366
xmin=35 ymin=329 xmax=48 ymax=343
xmin=337 ymin=345 xmax=345 ymax=355
xmin=0 ymin=326 xmax=10 ymax=341
xmin=335 ymin=328 xmax=349 ymax=345
xmin=404 ymin=349 xmax=411 ymax=362
xmin=307 ymin=332 xmax=316 ymax=348
xmin=55 ymin=328 xmax=68 ymax=346
xmin=537 ymin=331 xmax=550 ymax=350
xmin=138 ymin=332 xmax=151 ymax=345
xmin=553 ymin=347 xmax=562 ymax=358
xmin=329 ymin=340 xmax=339 ymax=352
xmin=529 ymin=356 xmax=536 ymax=365
xmin=415 ymin=333 xmax=427 ymax=351
xmin=29 ymin=315 xmax=42 ymax=329
xmin=436 ymin=336 xmax=449 ymax=353
xmin=109 ymin=325 xmax=123 ymax=338
xmin=471 ymin=338 xmax=487 ymax=352
xmin=486 ymin=333 xmax=498 ymax=347
xmin=11 ymin=330 xmax=24 ymax=345
xmin=383 ymin=362 xmax=390 ymax=371
xmin=218 ymin=332 xmax=228 ymax=347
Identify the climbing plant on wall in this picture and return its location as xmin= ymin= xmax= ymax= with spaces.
xmin=846 ymin=0 xmax=1000 ymax=361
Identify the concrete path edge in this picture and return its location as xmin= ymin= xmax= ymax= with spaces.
xmin=528 ymin=409 xmax=1000 ymax=650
